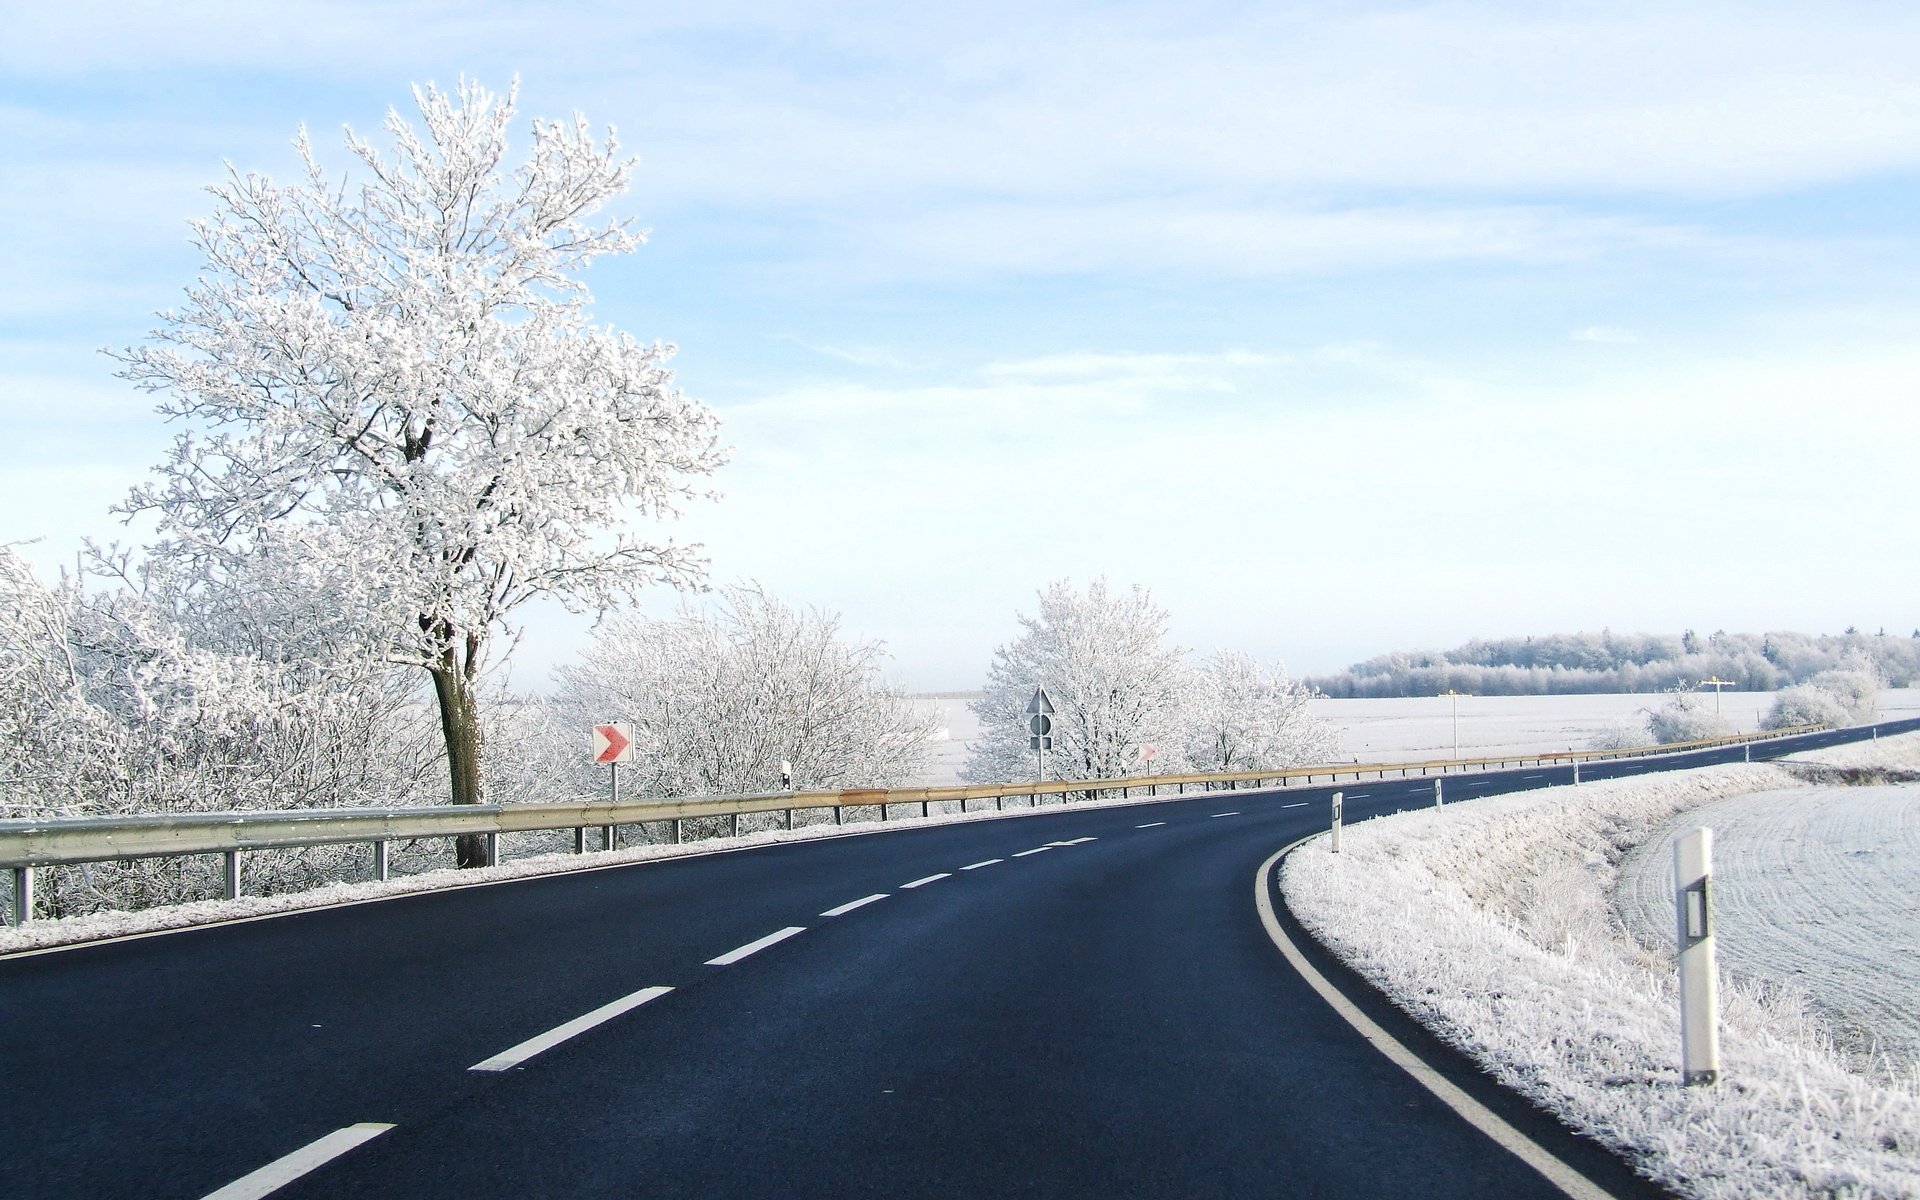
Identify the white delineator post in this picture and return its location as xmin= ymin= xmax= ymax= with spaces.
xmin=1572 ymin=756 xmax=1580 ymax=785
xmin=1674 ymin=827 xmax=1721 ymax=1086
xmin=1330 ymin=791 xmax=1343 ymax=853
xmin=1433 ymin=778 xmax=1443 ymax=807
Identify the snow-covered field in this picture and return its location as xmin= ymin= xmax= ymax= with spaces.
xmin=1617 ymin=786 xmax=1920 ymax=1078
xmin=912 ymin=688 xmax=1920 ymax=784
xmin=1280 ymin=740 xmax=1920 ymax=1199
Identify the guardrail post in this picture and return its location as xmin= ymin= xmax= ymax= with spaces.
xmin=833 ymin=806 xmax=843 ymax=825
xmin=784 ymin=808 xmax=794 ymax=830
xmin=11 ymin=866 xmax=32 ymax=926
xmin=671 ymin=819 xmax=682 ymax=843
xmin=573 ymin=828 xmax=586 ymax=855
xmin=374 ymin=840 xmax=390 ymax=881
xmin=728 ymin=813 xmax=739 ymax=837
xmin=603 ymin=824 xmax=616 ymax=851
xmin=223 ymin=850 xmax=241 ymax=900
xmin=484 ymin=833 xmax=499 ymax=868
xmin=920 ymin=800 xmax=929 ymax=818
xmin=880 ymin=802 xmax=889 ymax=822
xmin=1330 ymin=791 xmax=1343 ymax=853
xmin=1675 ymin=827 xmax=1720 ymax=1086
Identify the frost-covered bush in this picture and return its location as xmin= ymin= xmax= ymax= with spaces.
xmin=1761 ymin=683 xmax=1851 ymax=731
xmin=548 ymin=586 xmax=934 ymax=799
xmin=1645 ymin=686 xmax=1732 ymax=744
xmin=1585 ymin=722 xmax=1646 ymax=751
xmin=0 ymin=545 xmax=440 ymax=919
xmin=1178 ymin=650 xmax=1338 ymax=772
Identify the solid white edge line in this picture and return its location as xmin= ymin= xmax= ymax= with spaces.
xmin=960 ymin=858 xmax=1003 ymax=870
xmin=707 ymin=925 xmax=807 ymax=966
xmin=200 ymin=1123 xmax=395 ymax=1200
xmin=1011 ymin=847 xmax=1051 ymax=857
xmin=470 ymin=985 xmax=674 ymax=1072
xmin=1136 ymin=821 xmax=1167 ymax=828
xmin=1253 ymin=840 xmax=1612 ymax=1200
xmin=901 ymin=873 xmax=950 ymax=889
xmin=821 ymin=893 xmax=888 ymax=917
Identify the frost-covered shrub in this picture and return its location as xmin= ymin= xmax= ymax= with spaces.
xmin=0 ymin=546 xmax=439 ymax=919
xmin=1762 ymin=660 xmax=1879 ymax=730
xmin=1645 ymin=687 xmax=1732 ymax=744
xmin=549 ymin=586 xmax=933 ymax=799
xmin=1761 ymin=683 xmax=1851 ymax=730
xmin=1178 ymin=650 xmax=1339 ymax=773
xmin=1585 ymin=722 xmax=1646 ymax=751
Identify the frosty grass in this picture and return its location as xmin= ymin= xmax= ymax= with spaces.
xmin=1281 ymin=740 xmax=1920 ymax=1200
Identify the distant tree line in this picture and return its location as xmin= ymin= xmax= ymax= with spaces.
xmin=1308 ymin=628 xmax=1920 ymax=698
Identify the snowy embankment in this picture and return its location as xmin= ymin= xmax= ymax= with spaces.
xmin=1617 ymin=786 xmax=1920 ymax=1079
xmin=1280 ymin=755 xmax=1920 ymax=1199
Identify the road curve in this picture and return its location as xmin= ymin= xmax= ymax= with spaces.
xmin=3 ymin=723 xmax=1904 ymax=1199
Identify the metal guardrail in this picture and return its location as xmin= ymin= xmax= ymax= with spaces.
xmin=0 ymin=722 xmax=1831 ymax=926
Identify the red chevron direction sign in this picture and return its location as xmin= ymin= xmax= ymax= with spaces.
xmin=591 ymin=723 xmax=635 ymax=765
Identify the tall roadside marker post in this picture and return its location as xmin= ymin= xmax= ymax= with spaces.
xmin=1700 ymin=676 xmax=1734 ymax=716
xmin=1441 ymin=689 xmax=1467 ymax=758
xmin=1027 ymin=687 xmax=1055 ymax=783
xmin=591 ymin=723 xmax=636 ymax=852
xmin=1330 ymin=791 xmax=1343 ymax=853
xmin=1674 ymin=827 xmax=1721 ymax=1086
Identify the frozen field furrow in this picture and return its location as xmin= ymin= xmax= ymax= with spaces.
xmin=1616 ymin=785 xmax=1920 ymax=1074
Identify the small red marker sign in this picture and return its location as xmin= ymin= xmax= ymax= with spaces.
xmin=592 ymin=723 xmax=634 ymax=765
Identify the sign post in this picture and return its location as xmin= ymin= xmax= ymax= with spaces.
xmin=591 ymin=723 xmax=635 ymax=851
xmin=1674 ymin=827 xmax=1720 ymax=1086
xmin=1026 ymin=687 xmax=1055 ymax=782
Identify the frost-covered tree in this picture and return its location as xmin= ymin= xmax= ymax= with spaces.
xmin=1179 ymin=650 xmax=1338 ymax=772
xmin=966 ymin=579 xmax=1186 ymax=783
xmin=0 ymin=545 xmax=438 ymax=918
xmin=548 ymin=587 xmax=933 ymax=800
xmin=112 ymin=80 xmax=725 ymax=866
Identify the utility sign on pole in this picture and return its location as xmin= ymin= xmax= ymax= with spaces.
xmin=1026 ymin=688 xmax=1054 ymax=780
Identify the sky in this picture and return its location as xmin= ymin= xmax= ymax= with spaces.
xmin=4 ymin=1 xmax=1919 ymax=691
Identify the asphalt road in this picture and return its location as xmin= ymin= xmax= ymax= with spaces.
xmin=4 ymin=721 xmax=1911 ymax=1199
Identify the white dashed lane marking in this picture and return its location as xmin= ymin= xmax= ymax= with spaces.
xmin=1281 ymin=803 xmax=1307 ymax=809
xmin=961 ymin=859 xmax=1002 ymax=870
xmin=470 ymin=986 xmax=675 ymax=1072
xmin=901 ymin=873 xmax=950 ymax=889
xmin=200 ymin=1124 xmax=395 ymax=1200
xmin=707 ymin=927 xmax=807 ymax=966
xmin=1011 ymin=847 xmax=1052 ymax=857
xmin=821 ymin=894 xmax=887 ymax=917
xmin=1211 ymin=812 xmax=1241 ymax=818
xmin=1136 ymin=821 xmax=1166 ymax=828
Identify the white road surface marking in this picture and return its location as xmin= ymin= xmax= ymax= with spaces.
xmin=821 ymin=894 xmax=887 ymax=917
xmin=1254 ymin=847 xmax=1612 ymax=1200
xmin=1281 ymin=803 xmax=1307 ymax=809
xmin=1136 ymin=821 xmax=1167 ymax=828
xmin=901 ymin=873 xmax=950 ymax=889
xmin=1049 ymin=837 xmax=1098 ymax=846
xmin=707 ymin=926 xmax=807 ymax=966
xmin=470 ymin=986 xmax=675 ymax=1072
xmin=1011 ymin=847 xmax=1052 ymax=857
xmin=1211 ymin=811 xmax=1241 ymax=818
xmin=200 ymin=1124 xmax=396 ymax=1200
xmin=960 ymin=859 xmax=1002 ymax=870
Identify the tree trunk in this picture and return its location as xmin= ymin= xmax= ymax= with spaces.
xmin=430 ymin=661 xmax=489 ymax=868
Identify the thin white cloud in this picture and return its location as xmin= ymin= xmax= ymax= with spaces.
xmin=1572 ymin=325 xmax=1640 ymax=344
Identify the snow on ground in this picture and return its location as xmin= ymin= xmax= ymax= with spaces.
xmin=910 ymin=689 xmax=1920 ymax=784
xmin=1281 ymin=751 xmax=1920 ymax=1199
xmin=1616 ymin=784 xmax=1920 ymax=1079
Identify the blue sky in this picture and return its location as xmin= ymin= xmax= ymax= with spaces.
xmin=5 ymin=1 xmax=1920 ymax=689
